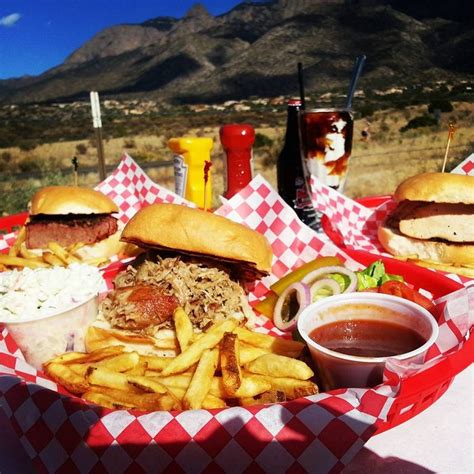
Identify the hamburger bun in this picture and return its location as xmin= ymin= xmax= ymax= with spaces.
xmin=378 ymin=172 xmax=474 ymax=276
xmin=121 ymin=203 xmax=273 ymax=275
xmin=30 ymin=186 xmax=118 ymax=215
xmin=394 ymin=173 xmax=474 ymax=204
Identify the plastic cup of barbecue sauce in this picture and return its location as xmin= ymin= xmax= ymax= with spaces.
xmin=297 ymin=293 xmax=438 ymax=390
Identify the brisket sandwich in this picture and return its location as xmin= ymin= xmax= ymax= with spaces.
xmin=377 ymin=172 xmax=474 ymax=276
xmin=26 ymin=186 xmax=125 ymax=260
xmin=96 ymin=203 xmax=273 ymax=352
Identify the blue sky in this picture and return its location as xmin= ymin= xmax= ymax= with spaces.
xmin=0 ymin=0 xmax=243 ymax=79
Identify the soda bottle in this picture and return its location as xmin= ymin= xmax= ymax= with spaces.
xmin=220 ymin=124 xmax=255 ymax=199
xmin=277 ymin=99 xmax=318 ymax=229
xmin=168 ymin=137 xmax=213 ymax=209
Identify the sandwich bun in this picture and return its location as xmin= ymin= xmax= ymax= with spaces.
xmin=30 ymin=186 xmax=118 ymax=215
xmin=378 ymin=172 xmax=474 ymax=276
xmin=377 ymin=225 xmax=474 ymax=267
xmin=121 ymin=203 xmax=273 ymax=276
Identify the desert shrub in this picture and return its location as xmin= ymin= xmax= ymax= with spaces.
xmin=1 ymin=151 xmax=12 ymax=163
xmin=400 ymin=115 xmax=437 ymax=133
xmin=18 ymin=140 xmax=37 ymax=151
xmin=428 ymin=100 xmax=453 ymax=114
xmin=17 ymin=156 xmax=43 ymax=173
xmin=254 ymin=133 xmax=273 ymax=148
xmin=75 ymin=143 xmax=88 ymax=155
xmin=124 ymin=138 xmax=136 ymax=148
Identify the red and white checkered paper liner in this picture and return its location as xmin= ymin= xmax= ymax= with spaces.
xmin=309 ymin=153 xmax=474 ymax=285
xmin=0 ymin=154 xmax=471 ymax=473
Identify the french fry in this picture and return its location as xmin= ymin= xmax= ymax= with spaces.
xmin=124 ymin=360 xmax=148 ymax=376
xmin=239 ymin=345 xmax=269 ymax=366
xmin=166 ymin=386 xmax=226 ymax=409
xmin=42 ymin=252 xmax=66 ymax=267
xmin=83 ymin=390 xmax=136 ymax=410
xmin=148 ymin=373 xmax=193 ymax=390
xmin=83 ymin=257 xmax=110 ymax=267
xmin=241 ymin=391 xmax=287 ymax=405
xmin=8 ymin=226 xmax=26 ymax=257
xmin=61 ymin=345 xmax=125 ymax=365
xmin=233 ymin=327 xmax=304 ymax=357
xmin=140 ymin=355 xmax=173 ymax=372
xmin=0 ymin=254 xmax=49 ymax=269
xmin=210 ymin=375 xmax=271 ymax=399
xmin=161 ymin=319 xmax=238 ymax=376
xmin=67 ymin=242 xmax=85 ymax=255
xmin=85 ymin=326 xmax=178 ymax=353
xmin=44 ymin=351 xmax=88 ymax=365
xmin=126 ymin=375 xmax=169 ymax=394
xmin=183 ymin=349 xmax=218 ymax=410
xmin=220 ymin=333 xmax=241 ymax=396
xmin=19 ymin=245 xmax=43 ymax=261
xmin=96 ymin=351 xmax=140 ymax=372
xmin=245 ymin=353 xmax=314 ymax=380
xmin=83 ymin=387 xmax=180 ymax=411
xmin=259 ymin=375 xmax=319 ymax=400
xmin=0 ymin=263 xmax=7 ymax=272
xmin=174 ymin=307 xmax=193 ymax=352
xmin=44 ymin=363 xmax=90 ymax=395
xmin=48 ymin=242 xmax=80 ymax=264
xmin=86 ymin=366 xmax=131 ymax=391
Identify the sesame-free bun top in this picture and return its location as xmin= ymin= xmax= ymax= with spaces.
xmin=30 ymin=186 xmax=119 ymax=215
xmin=394 ymin=173 xmax=474 ymax=204
xmin=121 ymin=203 xmax=273 ymax=275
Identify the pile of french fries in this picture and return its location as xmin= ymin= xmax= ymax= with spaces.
xmin=0 ymin=226 xmax=108 ymax=272
xmin=44 ymin=308 xmax=318 ymax=411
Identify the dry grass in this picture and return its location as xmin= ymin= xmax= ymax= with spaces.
xmin=1 ymin=102 xmax=472 ymax=214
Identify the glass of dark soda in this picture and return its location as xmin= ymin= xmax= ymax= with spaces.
xmin=300 ymin=108 xmax=354 ymax=193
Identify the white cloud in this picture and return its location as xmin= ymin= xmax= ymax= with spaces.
xmin=0 ymin=13 xmax=21 ymax=27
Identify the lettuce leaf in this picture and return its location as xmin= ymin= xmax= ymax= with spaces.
xmin=356 ymin=260 xmax=403 ymax=290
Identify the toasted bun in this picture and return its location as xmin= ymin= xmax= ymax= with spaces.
xmin=30 ymin=186 xmax=119 ymax=215
xmin=377 ymin=225 xmax=474 ymax=267
xmin=394 ymin=173 xmax=474 ymax=204
xmin=121 ymin=203 xmax=273 ymax=274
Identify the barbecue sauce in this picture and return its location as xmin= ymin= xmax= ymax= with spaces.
xmin=309 ymin=319 xmax=426 ymax=357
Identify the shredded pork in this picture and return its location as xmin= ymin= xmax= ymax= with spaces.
xmin=101 ymin=256 xmax=255 ymax=334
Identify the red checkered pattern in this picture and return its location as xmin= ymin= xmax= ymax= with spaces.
xmin=450 ymin=153 xmax=474 ymax=176
xmin=96 ymin=153 xmax=195 ymax=224
xmin=0 ymin=159 xmax=472 ymax=473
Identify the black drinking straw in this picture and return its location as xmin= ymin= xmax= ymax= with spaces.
xmin=297 ymin=62 xmax=306 ymax=109
xmin=345 ymin=55 xmax=366 ymax=109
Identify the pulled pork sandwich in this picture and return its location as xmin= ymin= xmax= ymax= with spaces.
xmin=98 ymin=203 xmax=273 ymax=340
xmin=26 ymin=186 xmax=125 ymax=260
xmin=377 ymin=172 xmax=474 ymax=276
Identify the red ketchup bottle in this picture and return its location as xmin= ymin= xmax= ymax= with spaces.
xmin=220 ymin=124 xmax=255 ymax=199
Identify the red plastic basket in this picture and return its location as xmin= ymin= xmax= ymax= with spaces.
xmin=321 ymin=195 xmax=473 ymax=434
xmin=0 ymin=212 xmax=28 ymax=235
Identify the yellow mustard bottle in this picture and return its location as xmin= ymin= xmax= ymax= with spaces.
xmin=168 ymin=137 xmax=213 ymax=209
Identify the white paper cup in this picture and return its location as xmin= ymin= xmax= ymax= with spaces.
xmin=3 ymin=295 xmax=99 ymax=370
xmin=297 ymin=292 xmax=439 ymax=390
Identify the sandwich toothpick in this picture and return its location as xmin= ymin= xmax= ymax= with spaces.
xmin=441 ymin=122 xmax=456 ymax=173
xmin=203 ymin=160 xmax=212 ymax=212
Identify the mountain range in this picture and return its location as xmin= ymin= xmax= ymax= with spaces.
xmin=1 ymin=0 xmax=473 ymax=105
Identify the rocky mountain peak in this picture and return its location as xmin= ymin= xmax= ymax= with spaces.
xmin=185 ymin=3 xmax=211 ymax=19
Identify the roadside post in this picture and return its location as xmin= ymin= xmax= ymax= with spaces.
xmin=90 ymin=91 xmax=106 ymax=181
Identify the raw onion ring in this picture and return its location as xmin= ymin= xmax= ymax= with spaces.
xmin=301 ymin=266 xmax=358 ymax=294
xmin=273 ymin=282 xmax=310 ymax=331
xmin=310 ymin=278 xmax=341 ymax=301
